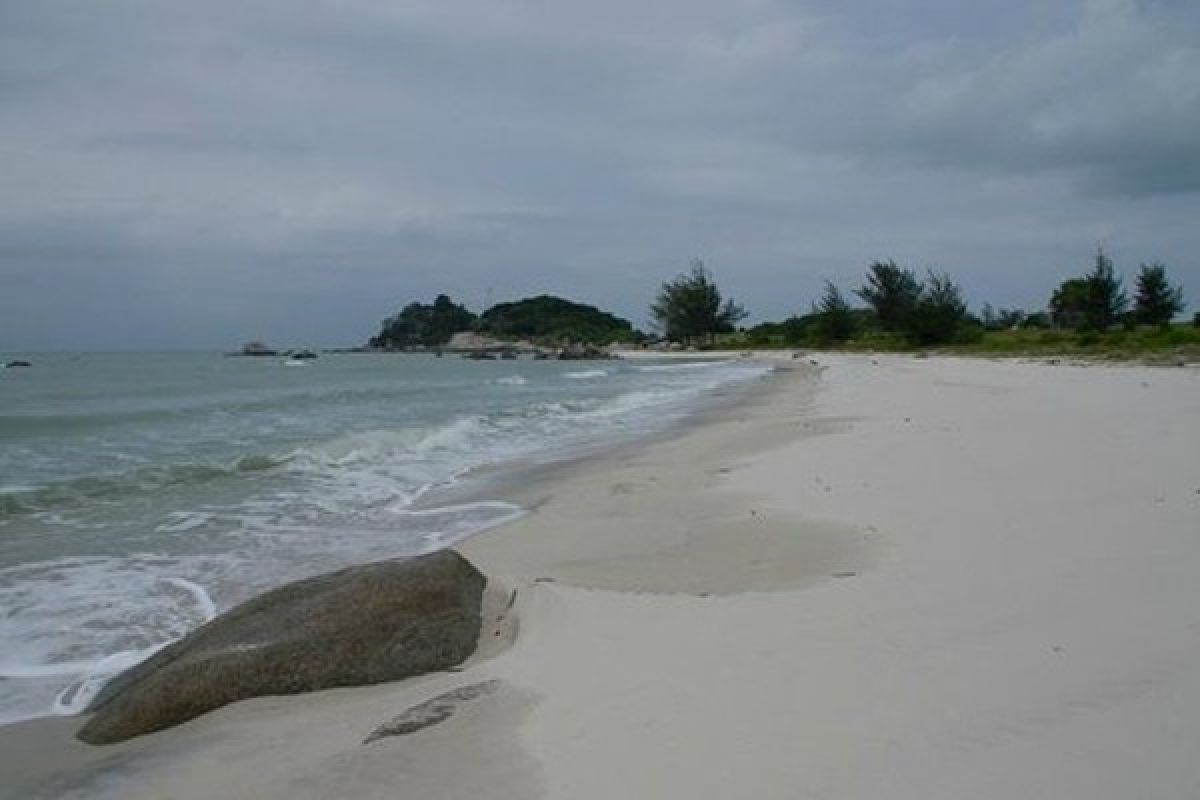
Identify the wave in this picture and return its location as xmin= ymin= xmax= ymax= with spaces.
xmin=0 ymin=384 xmax=438 ymax=439
xmin=493 ymin=375 xmax=528 ymax=386
xmin=0 ymin=457 xmax=288 ymax=519
xmin=0 ymin=416 xmax=493 ymax=519
xmin=0 ymin=357 xmax=780 ymax=723
xmin=0 ymin=360 xmax=771 ymax=522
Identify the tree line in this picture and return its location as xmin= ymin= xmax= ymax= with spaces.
xmin=369 ymin=250 xmax=1187 ymax=351
xmin=658 ymin=250 xmax=1187 ymax=349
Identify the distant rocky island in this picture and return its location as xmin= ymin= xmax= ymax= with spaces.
xmin=367 ymin=294 xmax=644 ymax=359
xmin=224 ymin=342 xmax=320 ymax=359
xmin=225 ymin=341 xmax=278 ymax=357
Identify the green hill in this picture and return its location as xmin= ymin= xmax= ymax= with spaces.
xmin=477 ymin=295 xmax=638 ymax=345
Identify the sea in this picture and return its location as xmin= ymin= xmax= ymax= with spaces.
xmin=0 ymin=351 xmax=771 ymax=725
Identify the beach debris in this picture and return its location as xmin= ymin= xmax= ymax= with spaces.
xmin=77 ymin=550 xmax=486 ymax=745
xmin=363 ymin=679 xmax=501 ymax=744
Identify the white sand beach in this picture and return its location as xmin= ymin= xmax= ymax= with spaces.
xmin=2 ymin=354 xmax=1198 ymax=799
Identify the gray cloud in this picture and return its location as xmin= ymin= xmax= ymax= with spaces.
xmin=1 ymin=0 xmax=1197 ymax=349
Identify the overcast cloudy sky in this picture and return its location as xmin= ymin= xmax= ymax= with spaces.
xmin=2 ymin=0 xmax=1198 ymax=349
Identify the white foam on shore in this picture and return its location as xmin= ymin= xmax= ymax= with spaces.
xmin=164 ymin=577 xmax=219 ymax=623
xmin=44 ymin=574 xmax=219 ymax=715
xmin=565 ymin=369 xmax=609 ymax=379
xmin=51 ymin=643 xmax=170 ymax=716
xmin=0 ymin=563 xmax=221 ymax=722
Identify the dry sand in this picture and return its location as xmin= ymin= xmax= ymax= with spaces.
xmin=2 ymin=354 xmax=1198 ymax=799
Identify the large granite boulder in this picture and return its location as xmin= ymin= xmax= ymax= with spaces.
xmin=78 ymin=549 xmax=486 ymax=744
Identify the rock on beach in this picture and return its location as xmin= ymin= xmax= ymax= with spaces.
xmin=77 ymin=549 xmax=486 ymax=745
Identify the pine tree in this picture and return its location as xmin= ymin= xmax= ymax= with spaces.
xmin=856 ymin=261 xmax=922 ymax=332
xmin=1133 ymin=263 xmax=1185 ymax=328
xmin=813 ymin=281 xmax=857 ymax=343
xmin=651 ymin=260 xmax=747 ymax=345
xmin=1080 ymin=248 xmax=1127 ymax=332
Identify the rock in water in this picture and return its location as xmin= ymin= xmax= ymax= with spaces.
xmin=77 ymin=550 xmax=486 ymax=745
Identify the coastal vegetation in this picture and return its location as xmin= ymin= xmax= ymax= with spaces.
xmin=367 ymin=251 xmax=1191 ymax=360
xmin=734 ymin=251 xmax=1193 ymax=359
xmin=369 ymin=294 xmax=637 ymax=350
xmin=369 ymin=294 xmax=477 ymax=350
xmin=650 ymin=260 xmax=747 ymax=345
xmin=477 ymin=295 xmax=637 ymax=345
xmin=1134 ymin=263 xmax=1185 ymax=328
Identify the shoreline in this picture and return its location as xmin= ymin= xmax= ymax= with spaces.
xmin=413 ymin=352 xmax=795 ymax=517
xmin=456 ymin=355 xmax=872 ymax=596
xmin=0 ymin=351 xmax=778 ymax=730
xmin=0 ymin=353 xmax=853 ymax=798
xmin=3 ymin=353 xmax=1198 ymax=799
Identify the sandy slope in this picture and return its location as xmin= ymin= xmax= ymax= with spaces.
xmin=2 ymin=354 xmax=1198 ymax=799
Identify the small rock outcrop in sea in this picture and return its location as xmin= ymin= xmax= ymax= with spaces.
xmin=555 ymin=343 xmax=615 ymax=360
xmin=77 ymin=550 xmax=486 ymax=745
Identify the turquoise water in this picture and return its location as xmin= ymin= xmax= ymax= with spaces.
xmin=0 ymin=352 xmax=769 ymax=723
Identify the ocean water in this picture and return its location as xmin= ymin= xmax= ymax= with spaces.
xmin=0 ymin=351 xmax=770 ymax=724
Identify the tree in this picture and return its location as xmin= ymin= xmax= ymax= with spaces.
xmin=651 ymin=260 xmax=747 ymax=345
xmin=1081 ymin=249 xmax=1127 ymax=331
xmin=856 ymin=261 xmax=922 ymax=332
xmin=1049 ymin=278 xmax=1090 ymax=329
xmin=428 ymin=294 xmax=477 ymax=342
xmin=477 ymin=295 xmax=637 ymax=344
xmin=1133 ymin=263 xmax=1185 ymax=328
xmin=812 ymin=281 xmax=857 ymax=343
xmin=907 ymin=271 xmax=970 ymax=345
xmin=369 ymin=294 xmax=477 ymax=349
xmin=1049 ymin=249 xmax=1128 ymax=332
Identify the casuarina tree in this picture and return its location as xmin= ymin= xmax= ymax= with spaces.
xmin=1049 ymin=249 xmax=1127 ymax=332
xmin=907 ymin=271 xmax=970 ymax=345
xmin=856 ymin=261 xmax=922 ymax=332
xmin=1049 ymin=279 xmax=1090 ymax=329
xmin=812 ymin=281 xmax=857 ymax=343
xmin=1133 ymin=263 xmax=1185 ymax=328
xmin=651 ymin=260 xmax=747 ymax=345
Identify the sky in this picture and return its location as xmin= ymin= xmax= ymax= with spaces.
xmin=1 ymin=0 xmax=1198 ymax=349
